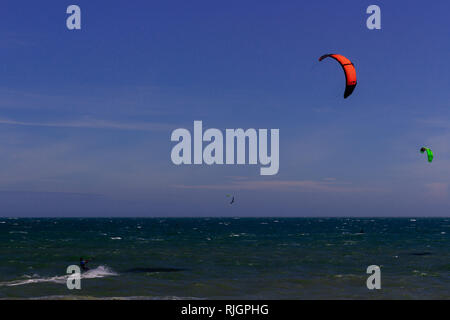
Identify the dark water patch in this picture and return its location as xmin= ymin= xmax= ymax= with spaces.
xmin=409 ymin=252 xmax=432 ymax=256
xmin=123 ymin=267 xmax=186 ymax=273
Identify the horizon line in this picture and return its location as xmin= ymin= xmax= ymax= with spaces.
xmin=0 ymin=216 xmax=447 ymax=219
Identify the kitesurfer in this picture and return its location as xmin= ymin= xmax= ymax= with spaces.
xmin=79 ymin=257 xmax=89 ymax=271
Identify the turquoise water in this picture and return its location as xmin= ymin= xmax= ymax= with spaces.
xmin=0 ymin=218 xmax=448 ymax=299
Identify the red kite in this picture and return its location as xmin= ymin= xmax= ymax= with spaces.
xmin=319 ymin=54 xmax=357 ymax=99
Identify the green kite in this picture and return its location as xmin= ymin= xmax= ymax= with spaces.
xmin=420 ymin=147 xmax=433 ymax=163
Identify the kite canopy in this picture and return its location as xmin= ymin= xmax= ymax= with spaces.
xmin=420 ymin=147 xmax=434 ymax=163
xmin=319 ymin=54 xmax=357 ymax=99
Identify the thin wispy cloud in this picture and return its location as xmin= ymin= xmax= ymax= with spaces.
xmin=0 ymin=32 xmax=36 ymax=48
xmin=416 ymin=117 xmax=450 ymax=129
xmin=0 ymin=118 xmax=173 ymax=131
xmin=0 ymin=190 xmax=104 ymax=198
xmin=173 ymin=178 xmax=375 ymax=193
xmin=424 ymin=183 xmax=448 ymax=199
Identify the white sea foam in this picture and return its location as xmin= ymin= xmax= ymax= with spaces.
xmin=0 ymin=266 xmax=118 ymax=287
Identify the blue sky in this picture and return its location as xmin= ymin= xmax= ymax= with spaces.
xmin=0 ymin=1 xmax=449 ymax=216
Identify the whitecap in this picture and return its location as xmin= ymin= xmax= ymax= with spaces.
xmin=0 ymin=266 xmax=118 ymax=287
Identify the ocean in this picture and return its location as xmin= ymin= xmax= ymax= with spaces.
xmin=0 ymin=218 xmax=448 ymax=299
